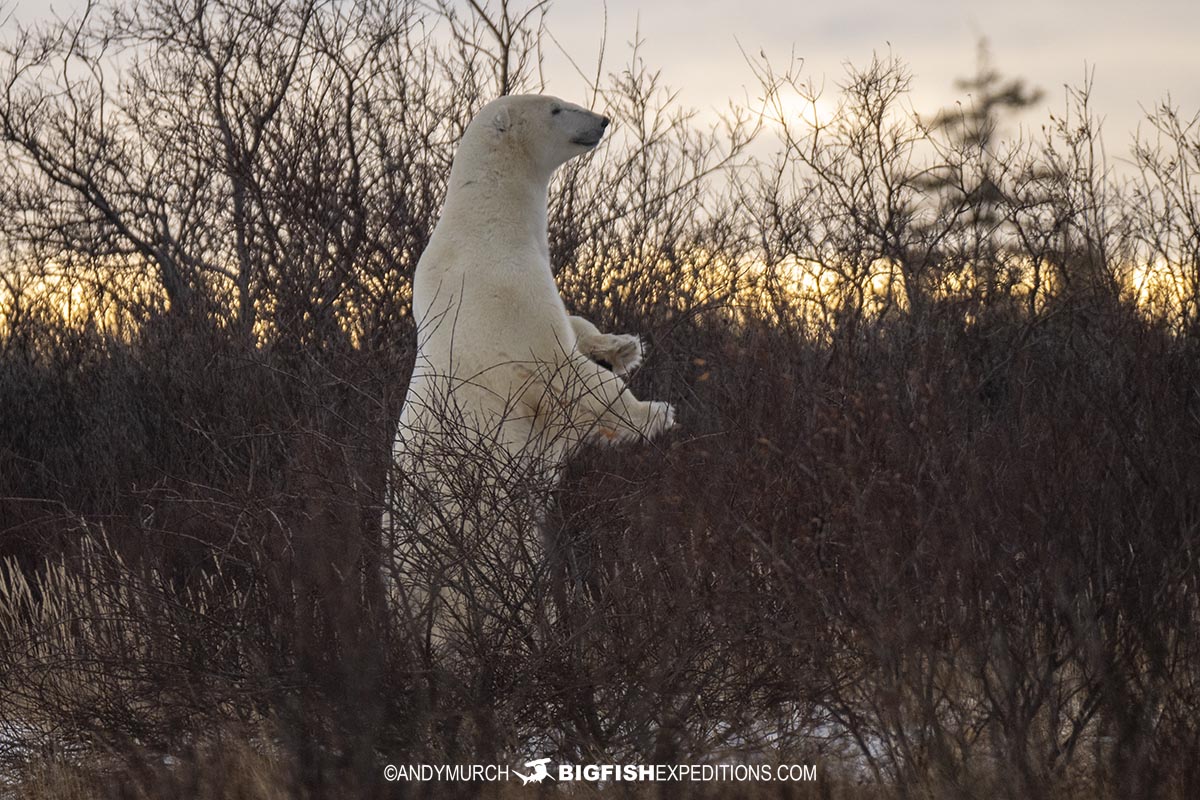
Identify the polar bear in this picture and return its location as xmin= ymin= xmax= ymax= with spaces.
xmin=388 ymin=95 xmax=675 ymax=642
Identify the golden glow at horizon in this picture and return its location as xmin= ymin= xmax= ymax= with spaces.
xmin=0 ymin=258 xmax=164 ymax=336
xmin=1 ymin=252 xmax=1195 ymax=338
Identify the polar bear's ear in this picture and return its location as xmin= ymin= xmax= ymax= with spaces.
xmin=490 ymin=105 xmax=512 ymax=133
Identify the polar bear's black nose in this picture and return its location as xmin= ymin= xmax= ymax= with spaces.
xmin=600 ymin=116 xmax=610 ymax=128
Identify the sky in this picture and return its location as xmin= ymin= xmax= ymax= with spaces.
xmin=533 ymin=0 xmax=1200 ymax=158
xmin=6 ymin=0 xmax=1199 ymax=157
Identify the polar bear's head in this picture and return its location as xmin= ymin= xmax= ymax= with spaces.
xmin=457 ymin=94 xmax=610 ymax=181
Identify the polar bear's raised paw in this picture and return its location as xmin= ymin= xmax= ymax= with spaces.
xmin=583 ymin=332 xmax=644 ymax=376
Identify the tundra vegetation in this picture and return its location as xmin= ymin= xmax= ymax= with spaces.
xmin=1 ymin=1 xmax=1199 ymax=798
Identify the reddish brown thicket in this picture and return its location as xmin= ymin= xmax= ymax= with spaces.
xmin=1 ymin=2 xmax=1199 ymax=798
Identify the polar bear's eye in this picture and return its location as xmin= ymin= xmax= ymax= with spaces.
xmin=551 ymin=107 xmax=562 ymax=115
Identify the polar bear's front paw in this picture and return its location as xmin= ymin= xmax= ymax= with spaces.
xmin=591 ymin=400 xmax=676 ymax=446
xmin=640 ymin=400 xmax=676 ymax=440
xmin=583 ymin=333 xmax=644 ymax=376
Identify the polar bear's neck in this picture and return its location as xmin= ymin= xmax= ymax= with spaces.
xmin=440 ymin=172 xmax=549 ymax=250
xmin=435 ymin=141 xmax=553 ymax=269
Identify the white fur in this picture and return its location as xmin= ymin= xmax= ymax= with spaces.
xmin=397 ymin=94 xmax=674 ymax=469
xmin=388 ymin=95 xmax=674 ymax=640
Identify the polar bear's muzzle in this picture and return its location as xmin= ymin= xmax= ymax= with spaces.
xmin=570 ymin=112 xmax=610 ymax=148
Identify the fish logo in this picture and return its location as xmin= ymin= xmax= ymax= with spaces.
xmin=513 ymin=757 xmax=551 ymax=784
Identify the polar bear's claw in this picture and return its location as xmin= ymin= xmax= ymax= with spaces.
xmin=643 ymin=401 xmax=676 ymax=439
xmin=582 ymin=332 xmax=644 ymax=376
xmin=610 ymin=334 xmax=645 ymax=375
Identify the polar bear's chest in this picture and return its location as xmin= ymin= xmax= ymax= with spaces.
xmin=463 ymin=287 xmax=571 ymax=357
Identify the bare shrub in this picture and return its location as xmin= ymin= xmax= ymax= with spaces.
xmin=1 ymin=1 xmax=1199 ymax=798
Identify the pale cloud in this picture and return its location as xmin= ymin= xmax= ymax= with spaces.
xmin=537 ymin=0 xmax=1200 ymax=147
xmin=5 ymin=0 xmax=1197 ymax=144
